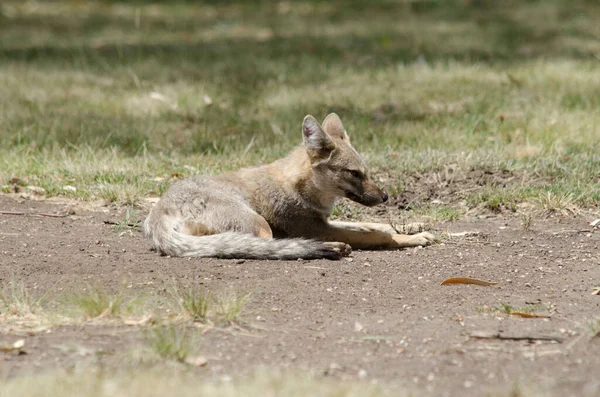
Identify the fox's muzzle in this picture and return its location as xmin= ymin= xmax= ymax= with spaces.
xmin=345 ymin=187 xmax=388 ymax=207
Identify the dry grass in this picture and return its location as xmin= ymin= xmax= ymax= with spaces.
xmin=213 ymin=291 xmax=251 ymax=324
xmin=0 ymin=3 xmax=598 ymax=392
xmin=0 ymin=280 xmax=45 ymax=317
xmin=0 ymin=368 xmax=396 ymax=397
xmin=143 ymin=324 xmax=197 ymax=363
xmin=170 ymin=283 xmax=250 ymax=324
xmin=586 ymin=317 xmax=600 ymax=338
xmin=68 ymin=285 xmax=141 ymax=319
xmin=170 ymin=283 xmax=213 ymax=321
xmin=0 ymin=0 xmax=598 ymax=214
xmin=0 ymin=279 xmax=250 ymax=330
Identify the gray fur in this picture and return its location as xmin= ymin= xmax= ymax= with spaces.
xmin=142 ymin=114 xmax=433 ymax=261
xmin=143 ymin=176 xmax=348 ymax=260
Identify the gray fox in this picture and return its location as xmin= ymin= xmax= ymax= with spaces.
xmin=143 ymin=113 xmax=434 ymax=260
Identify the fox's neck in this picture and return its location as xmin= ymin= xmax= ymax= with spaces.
xmin=272 ymin=147 xmax=337 ymax=215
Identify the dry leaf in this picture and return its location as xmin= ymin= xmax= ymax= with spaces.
xmin=185 ymin=355 xmax=208 ymax=367
xmin=510 ymin=312 xmax=550 ymax=319
xmin=10 ymin=177 xmax=27 ymax=186
xmin=592 ymin=287 xmax=600 ymax=296
xmin=0 ymin=339 xmax=25 ymax=353
xmin=354 ymin=321 xmax=364 ymax=332
xmin=440 ymin=277 xmax=497 ymax=286
xmin=123 ymin=315 xmax=154 ymax=326
xmin=149 ymin=92 xmax=169 ymax=102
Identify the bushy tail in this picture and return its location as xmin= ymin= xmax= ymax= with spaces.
xmin=143 ymin=215 xmax=348 ymax=260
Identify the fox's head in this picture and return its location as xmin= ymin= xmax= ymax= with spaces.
xmin=302 ymin=113 xmax=388 ymax=207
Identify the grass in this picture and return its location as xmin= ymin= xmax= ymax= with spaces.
xmin=467 ymin=186 xmax=519 ymax=213
xmin=112 ymin=207 xmax=142 ymax=233
xmin=535 ymin=191 xmax=579 ymax=215
xmin=143 ymin=324 xmax=196 ymax=363
xmin=0 ymin=369 xmax=396 ymax=397
xmin=586 ymin=317 xmax=600 ymax=338
xmin=213 ymin=291 xmax=250 ymax=324
xmin=0 ymin=281 xmax=45 ymax=316
xmin=0 ymin=0 xmax=598 ymax=214
xmin=171 ymin=283 xmax=212 ymax=321
xmin=520 ymin=212 xmax=533 ymax=231
xmin=69 ymin=285 xmax=139 ymax=319
xmin=478 ymin=302 xmax=552 ymax=316
xmin=169 ymin=283 xmax=249 ymax=324
xmin=0 ymin=279 xmax=249 ymax=328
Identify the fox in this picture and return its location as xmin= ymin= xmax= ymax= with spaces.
xmin=143 ymin=113 xmax=435 ymax=260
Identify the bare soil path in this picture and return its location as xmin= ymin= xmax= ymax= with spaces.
xmin=1 ymin=195 xmax=599 ymax=396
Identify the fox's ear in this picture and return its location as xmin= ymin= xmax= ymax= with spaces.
xmin=302 ymin=115 xmax=335 ymax=158
xmin=322 ymin=113 xmax=348 ymax=140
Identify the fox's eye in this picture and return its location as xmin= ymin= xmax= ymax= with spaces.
xmin=348 ymin=170 xmax=362 ymax=178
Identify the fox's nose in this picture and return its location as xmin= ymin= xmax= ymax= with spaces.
xmin=381 ymin=192 xmax=388 ymax=202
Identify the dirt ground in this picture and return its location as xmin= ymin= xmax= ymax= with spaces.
xmin=1 ymin=193 xmax=599 ymax=396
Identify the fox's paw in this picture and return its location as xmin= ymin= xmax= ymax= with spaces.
xmin=391 ymin=232 xmax=436 ymax=248
xmin=411 ymin=232 xmax=436 ymax=246
xmin=322 ymin=242 xmax=352 ymax=258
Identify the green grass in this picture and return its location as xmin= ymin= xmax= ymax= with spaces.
xmin=169 ymin=283 xmax=249 ymax=324
xmin=69 ymin=285 xmax=140 ymax=319
xmin=520 ymin=212 xmax=533 ymax=231
xmin=0 ymin=0 xmax=599 ymax=213
xmin=0 ymin=279 xmax=249 ymax=333
xmin=411 ymin=204 xmax=462 ymax=222
xmin=214 ymin=291 xmax=251 ymax=324
xmin=171 ymin=283 xmax=212 ymax=321
xmin=477 ymin=302 xmax=551 ymax=316
xmin=468 ymin=186 xmax=519 ymax=213
xmin=143 ymin=324 xmax=196 ymax=363
xmin=586 ymin=317 xmax=600 ymax=338
xmin=112 ymin=207 xmax=142 ymax=233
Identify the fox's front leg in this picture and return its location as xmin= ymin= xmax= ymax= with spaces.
xmin=316 ymin=222 xmax=435 ymax=250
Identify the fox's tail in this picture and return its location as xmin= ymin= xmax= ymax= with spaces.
xmin=143 ymin=215 xmax=348 ymax=260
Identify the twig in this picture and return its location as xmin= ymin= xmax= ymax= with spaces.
xmin=0 ymin=210 xmax=25 ymax=216
xmin=470 ymin=331 xmax=564 ymax=343
xmin=103 ymin=220 xmax=138 ymax=227
xmin=448 ymin=231 xmax=482 ymax=238
xmin=0 ymin=210 xmax=69 ymax=218
xmin=34 ymin=212 xmax=69 ymax=218
xmin=565 ymin=333 xmax=585 ymax=350
xmin=553 ymin=229 xmax=594 ymax=234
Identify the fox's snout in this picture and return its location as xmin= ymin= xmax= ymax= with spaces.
xmin=345 ymin=180 xmax=388 ymax=207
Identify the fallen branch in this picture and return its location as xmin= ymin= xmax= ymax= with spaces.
xmin=103 ymin=220 xmax=139 ymax=227
xmin=0 ymin=210 xmax=25 ymax=216
xmin=0 ymin=210 xmax=69 ymax=218
xmin=34 ymin=212 xmax=69 ymax=218
xmin=470 ymin=331 xmax=564 ymax=343
xmin=447 ymin=231 xmax=482 ymax=238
